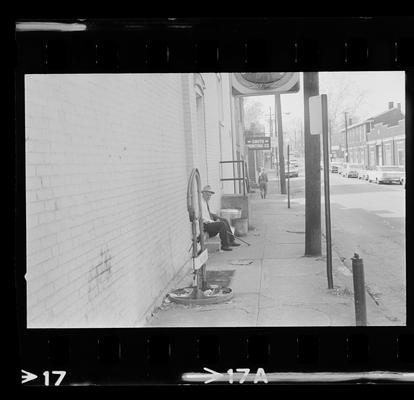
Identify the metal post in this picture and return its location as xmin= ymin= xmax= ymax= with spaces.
xmin=351 ymin=253 xmax=367 ymax=326
xmin=275 ymin=146 xmax=279 ymax=177
xmin=344 ymin=112 xmax=349 ymax=163
xmin=242 ymin=160 xmax=245 ymax=196
xmin=329 ymin=118 xmax=332 ymax=160
xmin=253 ymin=150 xmax=257 ymax=185
xmin=269 ymin=106 xmax=273 ymax=135
xmin=287 ymin=144 xmax=290 ymax=208
xmin=275 ymin=94 xmax=286 ymax=194
xmin=321 ymin=95 xmax=333 ymax=289
xmin=304 ymin=72 xmax=322 ymax=256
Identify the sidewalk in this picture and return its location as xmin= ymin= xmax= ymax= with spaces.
xmin=146 ymin=171 xmax=389 ymax=327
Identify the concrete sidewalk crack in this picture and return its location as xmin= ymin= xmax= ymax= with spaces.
xmin=327 ymin=235 xmax=381 ymax=307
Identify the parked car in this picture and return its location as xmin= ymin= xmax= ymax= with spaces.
xmin=285 ymin=164 xmax=299 ymax=177
xmin=354 ymin=165 xmax=368 ymax=180
xmin=358 ymin=169 xmax=369 ymax=180
xmin=289 ymin=158 xmax=299 ymax=168
xmin=341 ymin=163 xmax=359 ymax=178
xmin=367 ymin=165 xmax=405 ymax=184
xmin=330 ymin=162 xmax=342 ymax=173
xmin=399 ymin=171 xmax=406 ymax=187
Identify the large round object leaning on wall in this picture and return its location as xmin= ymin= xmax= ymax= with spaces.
xmin=231 ymin=72 xmax=300 ymax=96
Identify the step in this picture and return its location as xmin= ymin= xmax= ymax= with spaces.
xmin=205 ymin=237 xmax=221 ymax=253
xmin=197 ymin=233 xmax=220 ymax=253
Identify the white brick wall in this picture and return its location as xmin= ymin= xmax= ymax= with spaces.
xmin=25 ymin=73 xmax=238 ymax=327
xmin=25 ymin=74 xmax=195 ymax=327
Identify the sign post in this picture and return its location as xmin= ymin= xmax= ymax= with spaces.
xmin=309 ymin=94 xmax=333 ymax=289
xmin=275 ymin=94 xmax=286 ymax=194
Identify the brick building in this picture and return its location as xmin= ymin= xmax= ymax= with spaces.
xmin=341 ymin=102 xmax=405 ymax=167
xmin=25 ymin=73 xmax=244 ymax=327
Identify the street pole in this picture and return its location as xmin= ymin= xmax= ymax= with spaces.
xmin=253 ymin=150 xmax=257 ymax=184
xmin=294 ymin=130 xmax=297 ymax=151
xmin=300 ymin=124 xmax=304 ymax=159
xmin=269 ymin=106 xmax=273 ymax=136
xmin=275 ymin=146 xmax=279 ymax=177
xmin=304 ymin=72 xmax=322 ymax=256
xmin=329 ymin=118 xmax=332 ymax=161
xmin=287 ymin=144 xmax=290 ymax=208
xmin=275 ymin=94 xmax=286 ymax=194
xmin=269 ymin=107 xmax=274 ymax=171
xmin=321 ymin=95 xmax=333 ymax=289
xmin=344 ymin=112 xmax=349 ymax=163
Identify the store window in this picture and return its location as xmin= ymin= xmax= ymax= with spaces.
xmin=396 ymin=140 xmax=405 ymax=166
xmin=384 ymin=143 xmax=392 ymax=165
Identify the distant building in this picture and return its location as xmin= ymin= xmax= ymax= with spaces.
xmin=366 ymin=102 xmax=405 ymax=167
xmin=341 ymin=102 xmax=405 ymax=167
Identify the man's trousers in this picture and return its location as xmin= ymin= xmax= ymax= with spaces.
xmin=203 ymin=218 xmax=234 ymax=247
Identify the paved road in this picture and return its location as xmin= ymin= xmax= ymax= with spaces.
xmin=281 ymin=169 xmax=406 ymax=325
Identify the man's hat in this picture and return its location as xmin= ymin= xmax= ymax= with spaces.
xmin=201 ymin=185 xmax=215 ymax=194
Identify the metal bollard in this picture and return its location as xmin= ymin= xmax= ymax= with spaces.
xmin=351 ymin=253 xmax=367 ymax=326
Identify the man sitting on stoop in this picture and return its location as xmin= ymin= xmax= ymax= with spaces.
xmin=201 ymin=185 xmax=241 ymax=251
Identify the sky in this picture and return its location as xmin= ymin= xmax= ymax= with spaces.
xmin=243 ymin=71 xmax=405 ymax=133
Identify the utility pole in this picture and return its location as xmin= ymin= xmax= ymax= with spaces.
xmin=304 ymin=72 xmax=321 ymax=256
xmin=265 ymin=107 xmax=276 ymax=171
xmin=287 ymin=144 xmax=290 ymax=208
xmin=275 ymin=94 xmax=286 ymax=194
xmin=269 ymin=106 xmax=273 ymax=135
xmin=269 ymin=107 xmax=274 ymax=171
xmin=329 ymin=118 xmax=332 ymax=161
xmin=344 ymin=112 xmax=349 ymax=163
xmin=300 ymin=124 xmax=303 ymax=158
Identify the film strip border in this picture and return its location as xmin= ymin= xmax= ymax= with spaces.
xmin=15 ymin=17 xmax=414 ymax=73
xmin=19 ymin=329 xmax=414 ymax=385
xmin=15 ymin=17 xmax=414 ymax=385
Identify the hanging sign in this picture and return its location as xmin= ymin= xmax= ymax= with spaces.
xmin=232 ymin=72 xmax=300 ymax=96
xmin=245 ymin=136 xmax=271 ymax=150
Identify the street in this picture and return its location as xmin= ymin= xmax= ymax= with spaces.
xmin=283 ymin=168 xmax=406 ymax=325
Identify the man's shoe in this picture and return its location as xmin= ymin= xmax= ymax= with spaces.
xmin=230 ymin=242 xmax=241 ymax=247
xmin=221 ymin=246 xmax=233 ymax=251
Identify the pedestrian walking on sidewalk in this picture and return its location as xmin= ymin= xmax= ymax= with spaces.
xmin=201 ymin=185 xmax=241 ymax=251
xmin=258 ymin=168 xmax=268 ymax=199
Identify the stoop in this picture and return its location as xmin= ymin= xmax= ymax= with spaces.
xmin=204 ymin=234 xmax=221 ymax=253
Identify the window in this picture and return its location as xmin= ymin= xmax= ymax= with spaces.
xmin=396 ymin=140 xmax=405 ymax=166
xmin=384 ymin=143 xmax=392 ymax=165
xmin=194 ymin=74 xmax=208 ymax=182
xmin=370 ymin=149 xmax=375 ymax=167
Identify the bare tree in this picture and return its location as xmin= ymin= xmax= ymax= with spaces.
xmin=321 ymin=73 xmax=368 ymax=132
xmin=243 ymin=97 xmax=266 ymax=131
xmin=320 ymin=73 xmax=368 ymax=151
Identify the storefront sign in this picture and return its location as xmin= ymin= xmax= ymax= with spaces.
xmin=245 ymin=136 xmax=271 ymax=150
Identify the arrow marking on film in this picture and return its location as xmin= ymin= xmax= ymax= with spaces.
xmin=203 ymin=367 xmax=224 ymax=384
xmin=21 ymin=370 xmax=38 ymax=384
